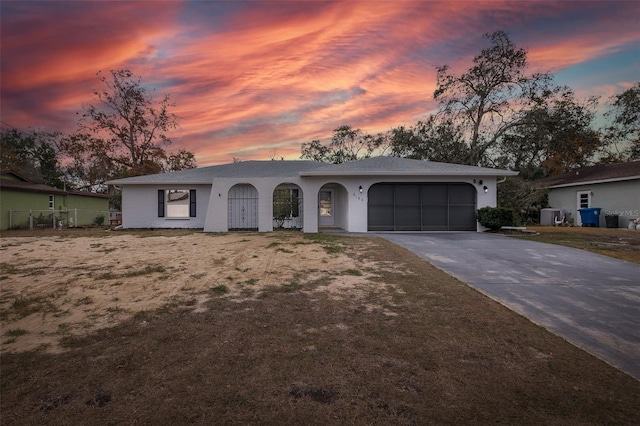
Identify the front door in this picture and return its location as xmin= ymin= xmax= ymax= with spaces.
xmin=319 ymin=189 xmax=334 ymax=227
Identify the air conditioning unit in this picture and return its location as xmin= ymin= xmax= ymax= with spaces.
xmin=540 ymin=208 xmax=562 ymax=226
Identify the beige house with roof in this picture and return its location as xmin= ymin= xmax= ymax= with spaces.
xmin=107 ymin=156 xmax=517 ymax=233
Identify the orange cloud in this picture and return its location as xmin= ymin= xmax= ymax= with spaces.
xmin=2 ymin=1 xmax=638 ymax=166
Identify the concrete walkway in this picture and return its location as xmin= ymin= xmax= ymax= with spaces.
xmin=374 ymin=232 xmax=640 ymax=380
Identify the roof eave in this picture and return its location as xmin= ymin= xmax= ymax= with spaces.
xmin=107 ymin=180 xmax=213 ymax=185
xmin=548 ymin=175 xmax=640 ymax=189
xmin=300 ymin=170 xmax=518 ymax=177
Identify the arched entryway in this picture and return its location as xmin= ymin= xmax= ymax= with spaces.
xmin=273 ymin=183 xmax=303 ymax=230
xmin=228 ymin=184 xmax=258 ymax=230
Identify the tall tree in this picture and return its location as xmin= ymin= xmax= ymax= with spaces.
xmin=69 ymin=69 xmax=195 ymax=182
xmin=300 ymin=125 xmax=388 ymax=163
xmin=433 ymin=31 xmax=559 ymax=166
xmin=389 ymin=117 xmax=470 ymax=164
xmin=0 ymin=128 xmax=65 ymax=188
xmin=602 ymin=82 xmax=640 ymax=161
xmin=496 ymin=90 xmax=601 ymax=178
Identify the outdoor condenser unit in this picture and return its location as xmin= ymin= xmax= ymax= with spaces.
xmin=540 ymin=208 xmax=562 ymax=226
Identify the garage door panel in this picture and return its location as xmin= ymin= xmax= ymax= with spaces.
xmin=396 ymin=206 xmax=421 ymax=230
xmin=449 ymin=184 xmax=476 ymax=204
xmin=368 ymin=182 xmax=477 ymax=231
xmin=396 ymin=184 xmax=420 ymax=205
xmin=368 ymin=205 xmax=394 ymax=231
xmin=369 ymin=184 xmax=394 ymax=203
xmin=449 ymin=205 xmax=477 ymax=230
xmin=422 ymin=184 xmax=448 ymax=205
xmin=422 ymin=205 xmax=448 ymax=230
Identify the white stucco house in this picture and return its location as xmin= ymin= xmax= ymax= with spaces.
xmin=107 ymin=156 xmax=517 ymax=233
xmin=540 ymin=161 xmax=640 ymax=228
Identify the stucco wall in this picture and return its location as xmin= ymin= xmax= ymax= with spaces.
xmin=121 ymin=184 xmax=211 ymax=229
xmin=123 ymin=174 xmax=499 ymax=233
xmin=548 ymin=179 xmax=640 ymax=228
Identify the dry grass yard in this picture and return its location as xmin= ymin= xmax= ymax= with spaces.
xmin=1 ymin=229 xmax=639 ymax=425
xmin=508 ymin=226 xmax=640 ymax=264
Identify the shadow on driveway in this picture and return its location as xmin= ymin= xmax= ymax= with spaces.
xmin=375 ymin=232 xmax=640 ymax=381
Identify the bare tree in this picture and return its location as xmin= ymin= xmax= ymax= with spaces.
xmin=433 ymin=31 xmax=559 ymax=166
xmin=75 ymin=69 xmax=194 ymax=177
xmin=301 ymin=125 xmax=388 ymax=163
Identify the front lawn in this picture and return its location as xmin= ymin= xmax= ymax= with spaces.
xmin=1 ymin=230 xmax=638 ymax=425
xmin=508 ymin=226 xmax=640 ymax=264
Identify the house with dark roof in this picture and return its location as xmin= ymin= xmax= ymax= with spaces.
xmin=0 ymin=170 xmax=110 ymax=230
xmin=540 ymin=161 xmax=640 ymax=228
xmin=106 ymin=156 xmax=517 ymax=233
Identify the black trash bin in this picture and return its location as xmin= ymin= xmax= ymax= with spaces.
xmin=605 ymin=214 xmax=619 ymax=228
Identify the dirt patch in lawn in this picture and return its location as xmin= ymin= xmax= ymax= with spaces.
xmin=507 ymin=226 xmax=640 ymax=264
xmin=1 ymin=230 xmax=639 ymax=425
xmin=0 ymin=231 xmax=380 ymax=353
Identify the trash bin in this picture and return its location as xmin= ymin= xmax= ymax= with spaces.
xmin=605 ymin=214 xmax=619 ymax=228
xmin=578 ymin=208 xmax=601 ymax=227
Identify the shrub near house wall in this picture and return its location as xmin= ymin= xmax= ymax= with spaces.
xmin=477 ymin=207 xmax=515 ymax=231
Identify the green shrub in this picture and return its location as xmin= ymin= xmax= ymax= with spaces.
xmin=94 ymin=215 xmax=105 ymax=226
xmin=477 ymin=207 xmax=515 ymax=231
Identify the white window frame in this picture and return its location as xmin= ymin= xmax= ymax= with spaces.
xmin=577 ymin=190 xmax=591 ymax=209
xmin=576 ymin=190 xmax=591 ymax=225
xmin=166 ymin=189 xmax=191 ymax=218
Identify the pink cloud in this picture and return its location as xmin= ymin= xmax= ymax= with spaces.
xmin=1 ymin=1 xmax=638 ymax=165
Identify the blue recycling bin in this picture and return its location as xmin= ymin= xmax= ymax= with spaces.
xmin=578 ymin=207 xmax=601 ymax=227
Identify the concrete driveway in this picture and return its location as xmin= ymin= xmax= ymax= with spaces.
xmin=374 ymin=232 xmax=640 ymax=380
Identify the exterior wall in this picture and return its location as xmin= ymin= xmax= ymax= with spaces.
xmin=1 ymin=189 xmax=49 ymax=230
xmin=330 ymin=175 xmax=495 ymax=233
xmin=205 ymin=177 xmax=312 ymax=232
xmin=63 ymin=193 xmax=110 ymax=211
xmin=121 ymin=184 xmax=211 ymax=229
xmin=548 ymin=179 xmax=640 ymax=228
xmin=123 ymin=174 xmax=500 ymax=233
xmin=1 ymin=188 xmax=109 ymax=230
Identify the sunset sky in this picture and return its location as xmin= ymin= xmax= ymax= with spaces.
xmin=1 ymin=1 xmax=638 ymax=166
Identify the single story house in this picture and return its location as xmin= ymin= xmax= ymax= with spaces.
xmin=107 ymin=156 xmax=517 ymax=233
xmin=540 ymin=161 xmax=640 ymax=227
xmin=0 ymin=170 xmax=110 ymax=230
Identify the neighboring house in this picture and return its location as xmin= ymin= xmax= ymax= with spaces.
xmin=107 ymin=156 xmax=517 ymax=233
xmin=0 ymin=170 xmax=110 ymax=230
xmin=540 ymin=161 xmax=640 ymax=227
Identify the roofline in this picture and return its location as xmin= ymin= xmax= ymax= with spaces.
xmin=1 ymin=169 xmax=33 ymax=182
xmin=300 ymin=170 xmax=519 ymax=177
xmin=108 ymin=170 xmax=519 ymax=183
xmin=548 ymin=175 xmax=640 ymax=189
xmin=106 ymin=180 xmax=213 ymax=185
xmin=1 ymin=185 xmax=110 ymax=198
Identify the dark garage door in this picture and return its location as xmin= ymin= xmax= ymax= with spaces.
xmin=368 ymin=183 xmax=477 ymax=231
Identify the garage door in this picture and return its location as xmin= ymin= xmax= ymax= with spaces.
xmin=368 ymin=183 xmax=477 ymax=231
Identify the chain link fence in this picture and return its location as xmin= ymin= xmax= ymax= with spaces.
xmin=7 ymin=209 xmax=111 ymax=230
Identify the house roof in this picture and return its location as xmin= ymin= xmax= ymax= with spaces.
xmin=106 ymin=156 xmax=517 ymax=185
xmin=539 ymin=161 xmax=640 ymax=188
xmin=301 ymin=156 xmax=518 ymax=177
xmin=107 ymin=161 xmax=323 ymax=184
xmin=0 ymin=170 xmax=110 ymax=198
